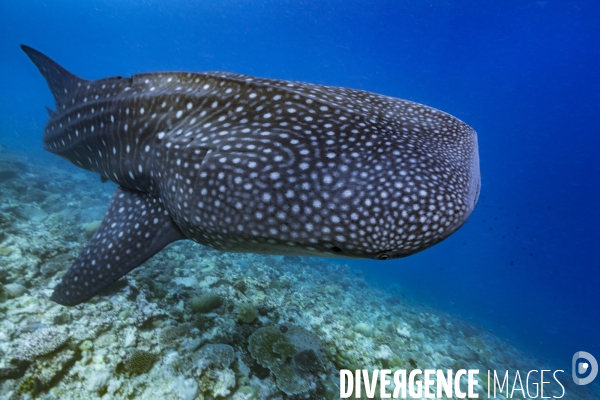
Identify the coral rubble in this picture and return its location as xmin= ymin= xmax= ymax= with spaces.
xmin=0 ymin=159 xmax=596 ymax=399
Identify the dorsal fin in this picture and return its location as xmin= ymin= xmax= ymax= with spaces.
xmin=21 ymin=45 xmax=88 ymax=107
xmin=45 ymin=106 xmax=55 ymax=116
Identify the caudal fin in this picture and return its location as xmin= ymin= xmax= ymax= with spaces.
xmin=21 ymin=45 xmax=87 ymax=107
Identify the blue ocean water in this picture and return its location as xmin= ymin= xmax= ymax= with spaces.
xmin=1 ymin=0 xmax=598 ymax=390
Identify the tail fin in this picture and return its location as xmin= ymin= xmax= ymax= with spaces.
xmin=21 ymin=45 xmax=87 ymax=107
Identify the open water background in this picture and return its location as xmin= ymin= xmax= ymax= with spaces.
xmin=1 ymin=0 xmax=599 ymax=375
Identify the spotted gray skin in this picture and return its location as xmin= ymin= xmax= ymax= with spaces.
xmin=22 ymin=45 xmax=480 ymax=306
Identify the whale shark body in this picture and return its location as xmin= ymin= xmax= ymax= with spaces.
xmin=22 ymin=45 xmax=480 ymax=306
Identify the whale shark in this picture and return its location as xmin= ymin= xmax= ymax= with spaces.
xmin=22 ymin=45 xmax=480 ymax=306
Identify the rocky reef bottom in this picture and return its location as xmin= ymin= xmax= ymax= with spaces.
xmin=0 ymin=156 xmax=597 ymax=399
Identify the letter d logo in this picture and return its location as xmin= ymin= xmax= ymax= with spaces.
xmin=572 ymin=351 xmax=598 ymax=385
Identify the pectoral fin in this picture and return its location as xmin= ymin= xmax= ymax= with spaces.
xmin=51 ymin=187 xmax=185 ymax=306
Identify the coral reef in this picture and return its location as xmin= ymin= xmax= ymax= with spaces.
xmin=196 ymin=343 xmax=235 ymax=374
xmin=18 ymin=327 xmax=69 ymax=360
xmin=159 ymin=323 xmax=192 ymax=346
xmin=236 ymin=301 xmax=258 ymax=324
xmin=248 ymin=325 xmax=327 ymax=396
xmin=121 ymin=350 xmax=158 ymax=375
xmin=293 ymin=349 xmax=322 ymax=373
xmin=0 ymin=157 xmax=596 ymax=399
xmin=189 ymin=291 xmax=223 ymax=313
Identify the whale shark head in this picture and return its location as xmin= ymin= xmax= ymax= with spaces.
xmin=23 ymin=45 xmax=480 ymax=305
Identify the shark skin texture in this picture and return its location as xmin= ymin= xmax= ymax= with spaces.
xmin=22 ymin=45 xmax=480 ymax=306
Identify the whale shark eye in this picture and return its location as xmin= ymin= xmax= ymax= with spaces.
xmin=378 ymin=254 xmax=390 ymax=260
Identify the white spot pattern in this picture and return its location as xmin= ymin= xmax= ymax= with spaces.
xmin=34 ymin=53 xmax=480 ymax=305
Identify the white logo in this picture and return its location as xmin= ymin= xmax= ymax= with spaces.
xmin=572 ymin=351 xmax=598 ymax=385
